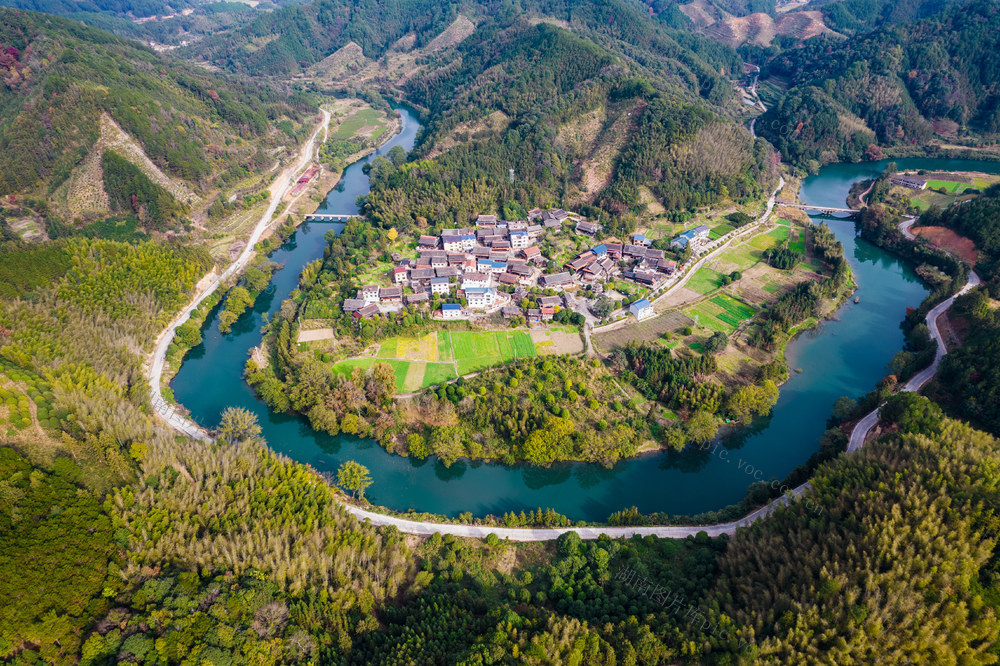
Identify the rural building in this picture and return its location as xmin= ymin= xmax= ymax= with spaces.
xmin=476 ymin=214 xmax=498 ymax=226
xmin=539 ymin=272 xmax=573 ymax=289
xmin=522 ymin=246 xmax=542 ymax=262
xmin=342 ymin=298 xmax=365 ymax=313
xmin=405 ymin=292 xmax=429 ymax=305
xmin=410 ymin=267 xmax=435 ymax=283
xmin=465 ymin=287 xmax=497 ymax=309
xmin=538 ymin=295 xmax=561 ymax=308
xmin=379 ymin=286 xmax=402 ymax=304
xmin=418 ymin=235 xmax=439 ymax=249
xmin=629 ymin=298 xmax=654 ymax=320
xmin=670 ymin=225 xmax=710 ymax=249
xmin=497 ymin=273 xmax=518 ymax=286
xmin=478 ymin=258 xmax=507 ymax=274
xmin=392 ymin=266 xmax=408 ymax=283
xmin=435 ymin=266 xmax=461 ymax=278
xmin=510 ymin=230 xmax=530 ymax=249
xmin=591 ymin=244 xmax=608 ymax=258
xmin=353 ymin=304 xmax=379 ymax=320
xmin=360 ymin=285 xmax=380 ymax=304
xmin=575 ymin=220 xmax=602 ymax=236
xmin=890 ymin=175 xmax=928 ymax=190
xmin=540 ymin=306 xmax=555 ymax=321
xmin=430 ymin=277 xmax=451 ymax=295
xmin=461 ymin=272 xmax=490 ymax=289
xmin=502 ymin=306 xmax=522 ymax=318
xmin=441 ymin=303 xmax=462 ymax=319
xmin=442 ymin=236 xmax=465 ymax=253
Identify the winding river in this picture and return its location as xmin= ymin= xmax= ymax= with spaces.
xmin=172 ymin=112 xmax=995 ymax=521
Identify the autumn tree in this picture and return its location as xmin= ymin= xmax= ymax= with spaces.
xmin=218 ymin=406 xmax=262 ymax=443
xmin=337 ymin=460 xmax=373 ymax=499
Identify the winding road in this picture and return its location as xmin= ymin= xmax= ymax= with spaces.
xmin=148 ymin=112 xmax=978 ymax=541
xmin=146 ymin=109 xmax=331 ymax=439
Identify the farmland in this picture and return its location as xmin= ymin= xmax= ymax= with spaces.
xmin=332 ymin=329 xmax=539 ymax=392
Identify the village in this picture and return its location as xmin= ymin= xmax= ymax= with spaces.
xmin=340 ymin=208 xmax=715 ymax=327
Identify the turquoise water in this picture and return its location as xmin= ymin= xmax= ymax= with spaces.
xmin=174 ymin=132 xmax=993 ymax=520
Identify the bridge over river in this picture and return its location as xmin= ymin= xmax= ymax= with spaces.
xmin=304 ymin=213 xmax=362 ymax=222
xmin=779 ymin=203 xmax=859 ymax=216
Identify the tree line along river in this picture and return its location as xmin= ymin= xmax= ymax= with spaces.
xmin=171 ymin=106 xmax=998 ymax=522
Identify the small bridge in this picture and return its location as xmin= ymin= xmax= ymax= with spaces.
xmin=304 ymin=213 xmax=362 ymax=222
xmin=779 ymin=203 xmax=860 ymax=216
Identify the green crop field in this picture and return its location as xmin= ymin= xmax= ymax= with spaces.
xmin=776 ymin=218 xmax=792 ymax=226
xmin=684 ymin=293 xmax=757 ymax=333
xmin=332 ymin=357 xmax=376 ymax=377
xmin=331 ymin=108 xmax=385 ymax=139
xmin=749 ymin=226 xmax=790 ymax=250
xmin=509 ymin=331 xmax=536 ymax=358
xmin=687 ymin=267 xmax=726 ymax=294
xmin=334 ymin=329 xmax=540 ymax=392
xmin=709 ymin=223 xmax=734 ymax=240
xmin=422 ymin=363 xmax=458 ymax=388
xmin=497 ymin=332 xmax=515 ymax=362
xmin=437 ymin=331 xmax=454 ymax=361
xmin=789 ymin=229 xmax=805 ymax=254
xmin=925 ymin=179 xmax=966 ymax=194
xmin=717 ymin=244 xmax=762 ymax=270
xmin=376 ymin=338 xmax=398 ymax=359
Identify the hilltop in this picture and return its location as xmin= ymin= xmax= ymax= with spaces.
xmin=0 ymin=8 xmax=312 ymax=232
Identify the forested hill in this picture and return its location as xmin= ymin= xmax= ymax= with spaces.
xmin=361 ymin=19 xmax=776 ymax=233
xmin=757 ymin=0 xmax=1000 ymax=167
xmin=0 ymin=8 xmax=312 ymax=214
xmin=188 ymin=0 xmax=741 ymax=87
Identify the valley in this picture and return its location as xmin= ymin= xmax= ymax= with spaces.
xmin=3 ymin=0 xmax=1000 ymax=663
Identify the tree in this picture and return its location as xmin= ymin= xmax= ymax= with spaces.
xmin=727 ymin=381 xmax=779 ymax=424
xmin=431 ymin=426 xmax=465 ymax=467
xmin=704 ymin=331 xmax=729 ymax=354
xmin=218 ymin=406 xmax=262 ymax=443
xmin=685 ymin=410 xmax=718 ymax=444
xmin=337 ymin=460 xmax=372 ymax=499
xmin=880 ymin=392 xmax=944 ymax=436
xmin=387 ymin=227 xmax=398 ymax=241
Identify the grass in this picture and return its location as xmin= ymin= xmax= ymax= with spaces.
xmin=788 ymin=229 xmax=805 ymax=254
xmin=925 ymin=179 xmax=966 ymax=194
xmin=509 ymin=331 xmax=536 ymax=358
xmin=749 ymin=226 xmax=790 ymax=251
xmin=423 ymin=363 xmax=458 ymax=387
xmin=709 ymin=223 xmax=734 ymax=240
xmin=332 ymin=357 xmax=376 ymax=377
xmin=717 ymin=244 xmax=762 ymax=271
xmin=687 ymin=267 xmax=726 ymax=295
xmin=331 ymin=108 xmax=385 ymax=139
xmin=437 ymin=331 xmax=453 ymax=361
xmin=376 ymin=338 xmax=398 ymax=359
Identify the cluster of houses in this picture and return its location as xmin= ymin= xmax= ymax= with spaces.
xmin=340 ymin=207 xmax=713 ymax=324
xmin=560 ymin=232 xmax=679 ymax=290
xmin=344 ymin=212 xmax=577 ymax=320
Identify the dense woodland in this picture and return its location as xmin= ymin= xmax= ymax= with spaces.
xmin=6 ymin=0 xmax=1000 ymax=663
xmin=759 ymin=0 xmax=1000 ymax=167
xmin=0 ymin=8 xmax=311 ymax=200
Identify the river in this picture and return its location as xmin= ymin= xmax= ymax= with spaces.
xmin=173 ymin=119 xmax=992 ymax=521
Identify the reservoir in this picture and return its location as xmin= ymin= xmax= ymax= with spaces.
xmin=174 ymin=118 xmax=987 ymax=521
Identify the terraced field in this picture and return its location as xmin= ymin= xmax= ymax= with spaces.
xmin=332 ymin=329 xmax=539 ymax=392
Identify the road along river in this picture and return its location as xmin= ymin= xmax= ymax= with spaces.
xmin=167 ymin=121 xmax=995 ymax=532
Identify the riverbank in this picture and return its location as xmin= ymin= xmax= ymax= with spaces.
xmin=152 ymin=103 xmax=403 ymax=406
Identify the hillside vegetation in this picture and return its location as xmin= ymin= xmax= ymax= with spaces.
xmin=758 ymin=0 xmax=1000 ymax=166
xmin=0 ymin=8 xmax=311 ymax=222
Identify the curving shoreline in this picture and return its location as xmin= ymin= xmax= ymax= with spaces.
xmin=149 ymin=113 xmax=978 ymax=540
xmin=145 ymin=109 xmax=331 ymax=440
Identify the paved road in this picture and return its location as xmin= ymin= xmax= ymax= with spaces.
xmin=846 ymin=218 xmax=980 ymax=453
xmin=145 ymin=109 xmax=331 ymax=439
